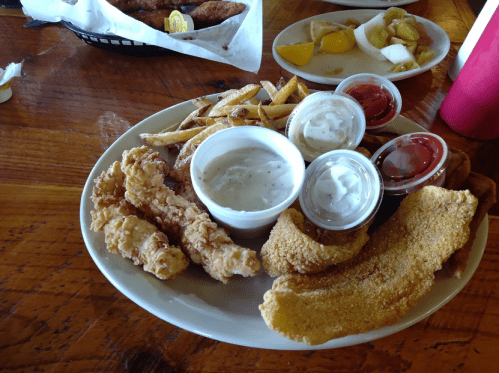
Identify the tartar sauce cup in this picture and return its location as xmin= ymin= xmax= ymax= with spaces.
xmin=190 ymin=126 xmax=306 ymax=239
xmin=335 ymin=73 xmax=402 ymax=133
xmin=371 ymin=132 xmax=449 ymax=195
xmin=285 ymin=91 xmax=366 ymax=163
xmin=299 ymin=149 xmax=383 ymax=231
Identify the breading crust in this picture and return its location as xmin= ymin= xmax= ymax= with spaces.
xmin=259 ymin=186 xmax=478 ymax=345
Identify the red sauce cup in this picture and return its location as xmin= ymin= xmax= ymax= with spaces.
xmin=335 ymin=73 xmax=402 ymax=133
xmin=370 ymin=132 xmax=449 ymax=195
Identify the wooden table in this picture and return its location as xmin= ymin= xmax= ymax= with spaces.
xmin=2 ymin=0 xmax=499 ymax=371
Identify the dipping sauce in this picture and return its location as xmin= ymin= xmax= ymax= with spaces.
xmin=286 ymin=92 xmax=365 ymax=162
xmin=346 ymin=84 xmax=397 ymax=127
xmin=299 ymin=149 xmax=383 ymax=231
xmin=371 ymin=132 xmax=449 ymax=195
xmin=200 ymin=147 xmax=294 ymax=212
xmin=334 ymin=73 xmax=402 ymax=132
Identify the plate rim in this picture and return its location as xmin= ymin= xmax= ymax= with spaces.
xmin=80 ymin=94 xmax=487 ymax=350
xmin=272 ymin=9 xmax=451 ymax=85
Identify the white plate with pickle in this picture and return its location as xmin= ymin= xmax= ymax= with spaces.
xmin=80 ymin=89 xmax=486 ymax=350
xmin=321 ymin=0 xmax=419 ymax=8
xmin=272 ymin=10 xmax=450 ymax=85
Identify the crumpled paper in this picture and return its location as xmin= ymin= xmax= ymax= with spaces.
xmin=20 ymin=0 xmax=262 ymax=73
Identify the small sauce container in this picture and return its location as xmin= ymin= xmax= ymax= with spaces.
xmin=299 ymin=149 xmax=383 ymax=231
xmin=190 ymin=126 xmax=305 ymax=239
xmin=0 ymin=81 xmax=13 ymax=103
xmin=371 ymin=132 xmax=449 ymax=195
xmin=285 ymin=91 xmax=366 ymax=162
xmin=334 ymin=73 xmax=402 ymax=132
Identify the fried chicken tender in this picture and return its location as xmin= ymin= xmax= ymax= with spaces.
xmin=91 ymin=161 xmax=189 ymax=280
xmin=259 ymin=186 xmax=478 ymax=345
xmin=121 ymin=146 xmax=260 ymax=284
xmin=105 ymin=215 xmax=189 ymax=279
xmin=90 ymin=161 xmax=136 ymax=232
xmin=261 ymin=208 xmax=370 ymax=276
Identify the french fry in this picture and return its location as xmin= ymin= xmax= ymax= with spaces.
xmin=271 ymin=75 xmax=298 ymax=105
xmin=257 ymin=102 xmax=276 ymax=130
xmin=174 ymin=121 xmax=233 ymax=168
xmin=192 ymin=96 xmax=214 ymax=108
xmin=178 ymin=103 xmax=212 ymax=130
xmin=227 ymin=115 xmax=250 ymax=127
xmin=212 ymin=84 xmax=261 ymax=109
xmin=297 ymin=81 xmax=310 ymax=100
xmin=208 ymin=104 xmax=297 ymax=119
xmin=260 ymin=80 xmax=279 ymax=101
xmin=273 ymin=115 xmax=290 ymax=130
xmin=140 ymin=126 xmax=205 ymax=147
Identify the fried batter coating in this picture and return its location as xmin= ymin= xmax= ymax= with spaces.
xmin=127 ymin=9 xmax=173 ymax=30
xmin=447 ymin=172 xmax=496 ymax=277
xmin=90 ymin=161 xmax=136 ymax=232
xmin=121 ymin=146 xmax=260 ymax=284
xmin=106 ymin=0 xmax=215 ymax=13
xmin=259 ymin=186 xmax=478 ymax=345
xmin=261 ymin=208 xmax=370 ymax=276
xmin=188 ymin=1 xmax=246 ymax=27
xmin=91 ymin=161 xmax=189 ymax=280
xmin=105 ymin=215 xmax=189 ymax=279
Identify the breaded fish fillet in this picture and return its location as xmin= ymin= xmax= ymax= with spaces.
xmin=121 ymin=146 xmax=260 ymax=284
xmin=259 ymin=186 xmax=478 ymax=345
xmin=188 ymin=1 xmax=246 ymax=27
xmin=106 ymin=0 xmax=215 ymax=13
xmin=261 ymin=208 xmax=370 ymax=276
xmin=105 ymin=215 xmax=189 ymax=279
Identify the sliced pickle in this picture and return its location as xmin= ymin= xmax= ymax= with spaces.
xmin=344 ymin=18 xmax=361 ymax=29
xmin=368 ymin=25 xmax=390 ymax=49
xmin=416 ymin=50 xmax=435 ymax=65
xmin=392 ymin=19 xmax=420 ymax=41
xmin=390 ymin=61 xmax=421 ymax=72
xmin=389 ymin=37 xmax=418 ymax=54
xmin=384 ymin=7 xmax=407 ymax=25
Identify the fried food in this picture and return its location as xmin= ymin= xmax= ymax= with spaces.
xmin=261 ymin=208 xmax=370 ymax=276
xmin=106 ymin=0 xmax=214 ymax=13
xmin=127 ymin=9 xmax=173 ymax=30
xmin=91 ymin=161 xmax=189 ymax=280
xmin=259 ymin=186 xmax=478 ymax=345
xmin=443 ymin=147 xmax=471 ymax=191
xmin=105 ymin=215 xmax=189 ymax=279
xmin=121 ymin=146 xmax=260 ymax=283
xmin=188 ymin=1 xmax=246 ymax=28
xmin=447 ymin=172 xmax=496 ymax=277
xmin=90 ymin=161 xmax=137 ymax=232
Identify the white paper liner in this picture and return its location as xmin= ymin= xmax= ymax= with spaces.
xmin=20 ymin=0 xmax=262 ymax=73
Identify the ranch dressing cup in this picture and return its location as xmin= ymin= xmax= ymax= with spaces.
xmin=299 ymin=149 xmax=383 ymax=231
xmin=191 ymin=126 xmax=305 ymax=239
xmin=285 ymin=92 xmax=366 ymax=162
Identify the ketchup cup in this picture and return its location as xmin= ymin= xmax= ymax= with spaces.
xmin=335 ymin=73 xmax=402 ymax=133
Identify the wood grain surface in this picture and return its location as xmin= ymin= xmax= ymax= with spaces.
xmin=1 ymin=0 xmax=499 ymax=371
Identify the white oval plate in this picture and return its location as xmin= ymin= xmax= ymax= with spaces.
xmin=80 ymin=94 xmax=487 ymax=350
xmin=321 ymin=0 xmax=419 ymax=8
xmin=272 ymin=10 xmax=451 ymax=85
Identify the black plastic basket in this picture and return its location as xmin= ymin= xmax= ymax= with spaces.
xmin=61 ymin=21 xmax=174 ymax=57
